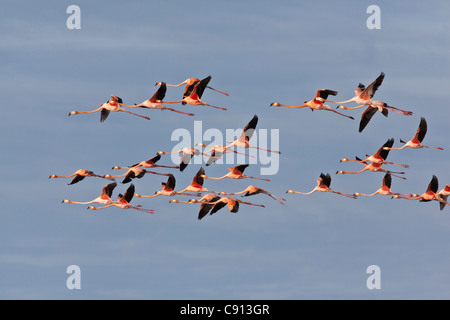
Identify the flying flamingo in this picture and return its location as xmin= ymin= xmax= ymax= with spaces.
xmin=49 ymin=169 xmax=115 ymax=185
xmin=270 ymin=89 xmax=354 ymax=120
xmin=353 ymin=173 xmax=414 ymax=197
xmin=392 ymin=175 xmax=449 ymax=207
xmin=169 ymin=193 xmax=222 ymax=220
xmin=87 ymin=184 xmax=154 ymax=214
xmin=158 ymin=76 xmax=227 ymax=111
xmin=383 ymin=117 xmax=444 ymax=151
xmin=328 ymin=72 xmax=413 ymax=132
xmin=118 ymin=83 xmax=195 ymax=116
xmin=68 ymin=95 xmax=150 ymax=122
xmin=340 ymin=138 xmax=409 ymax=168
xmin=176 ymin=167 xmax=219 ymax=194
xmin=156 ymin=75 xmax=229 ymax=97
xmin=286 ymin=173 xmax=356 ymax=199
xmin=337 ymin=158 xmax=407 ymax=180
xmin=438 ymin=184 xmax=450 ymax=211
xmin=201 ymin=164 xmax=270 ymax=181
xmin=104 ymin=166 xmax=171 ymax=184
xmin=219 ymin=185 xmax=286 ymax=205
xmin=226 ymin=115 xmax=281 ymax=154
xmin=158 ymin=147 xmax=203 ymax=172
xmin=127 ymin=153 xmax=180 ymax=170
xmin=134 ymin=174 xmax=201 ymax=198
xmin=62 ymin=182 xmax=117 ymax=205
xmin=200 ymin=196 xmax=265 ymax=215
xmin=195 ymin=143 xmax=254 ymax=166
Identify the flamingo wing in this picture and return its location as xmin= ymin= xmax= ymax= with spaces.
xmin=102 ymin=182 xmax=117 ymax=198
xmin=210 ymin=201 xmax=227 ymax=215
xmin=359 ymin=106 xmax=378 ymax=133
xmin=150 ymin=82 xmax=167 ymax=103
xmin=316 ymin=89 xmax=337 ymax=100
xmin=360 ymin=72 xmax=385 ymax=99
xmin=206 ymin=150 xmax=223 ymax=166
xmin=382 ymin=173 xmax=392 ymax=189
xmin=166 ymin=174 xmax=176 ymax=190
xmin=319 ymin=173 xmax=332 ymax=188
xmin=100 ymin=108 xmax=110 ymax=122
xmin=415 ymin=117 xmax=427 ymax=143
xmin=377 ymin=138 xmax=395 ymax=160
xmin=427 ymin=175 xmax=439 ymax=194
xmin=195 ymin=76 xmax=212 ymax=99
xmin=69 ymin=174 xmax=85 ymax=185
xmin=123 ymin=183 xmax=135 ymax=203
xmin=238 ymin=115 xmax=258 ymax=144
xmin=192 ymin=167 xmax=205 ymax=187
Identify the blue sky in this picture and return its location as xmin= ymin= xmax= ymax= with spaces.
xmin=1 ymin=1 xmax=450 ymax=299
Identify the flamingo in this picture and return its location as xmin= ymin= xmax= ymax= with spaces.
xmin=337 ymin=158 xmax=407 ymax=180
xmin=118 ymin=83 xmax=195 ymax=116
xmin=270 ymin=89 xmax=354 ymax=120
xmin=49 ymin=169 xmax=115 ymax=185
xmin=201 ymin=164 xmax=270 ymax=181
xmin=353 ymin=173 xmax=414 ymax=197
xmin=286 ymin=173 xmax=356 ymax=199
xmin=226 ymin=115 xmax=281 ymax=154
xmin=383 ymin=117 xmax=444 ymax=151
xmin=158 ymin=76 xmax=227 ymax=111
xmin=68 ymin=95 xmax=150 ymax=122
xmin=340 ymin=138 xmax=409 ymax=168
xmin=201 ymin=196 xmax=265 ymax=215
xmin=127 ymin=153 xmax=180 ymax=170
xmin=219 ymin=185 xmax=286 ymax=205
xmin=87 ymin=184 xmax=154 ymax=214
xmin=438 ymin=184 xmax=450 ymax=211
xmin=195 ymin=143 xmax=254 ymax=166
xmin=62 ymin=182 xmax=117 ymax=205
xmin=169 ymin=194 xmax=222 ymax=220
xmin=158 ymin=147 xmax=203 ymax=172
xmin=156 ymin=75 xmax=229 ymax=97
xmin=176 ymin=167 xmax=219 ymax=194
xmin=328 ymin=73 xmax=413 ymax=132
xmin=392 ymin=175 xmax=449 ymax=207
xmin=104 ymin=166 xmax=171 ymax=184
xmin=134 ymin=174 xmax=201 ymax=198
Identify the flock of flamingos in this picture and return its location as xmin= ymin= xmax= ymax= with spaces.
xmin=51 ymin=73 xmax=450 ymax=219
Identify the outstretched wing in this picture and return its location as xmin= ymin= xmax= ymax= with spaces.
xmin=238 ymin=115 xmax=258 ymax=143
xmin=206 ymin=150 xmax=223 ymax=166
xmin=192 ymin=167 xmax=205 ymax=187
xmin=359 ymin=106 xmax=378 ymax=133
xmin=427 ymin=175 xmax=439 ymax=194
xmin=102 ymin=182 xmax=117 ymax=198
xmin=316 ymin=89 xmax=337 ymax=100
xmin=123 ymin=184 xmax=135 ymax=203
xmin=382 ymin=173 xmax=392 ymax=189
xmin=415 ymin=117 xmax=427 ymax=143
xmin=69 ymin=174 xmax=85 ymax=185
xmin=360 ymin=72 xmax=385 ymax=100
xmin=319 ymin=173 xmax=331 ymax=188
xmin=150 ymin=83 xmax=167 ymax=102
xmin=166 ymin=174 xmax=176 ymax=190
xmin=377 ymin=138 xmax=395 ymax=160
xmin=100 ymin=108 xmax=110 ymax=122
xmin=195 ymin=76 xmax=212 ymax=99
